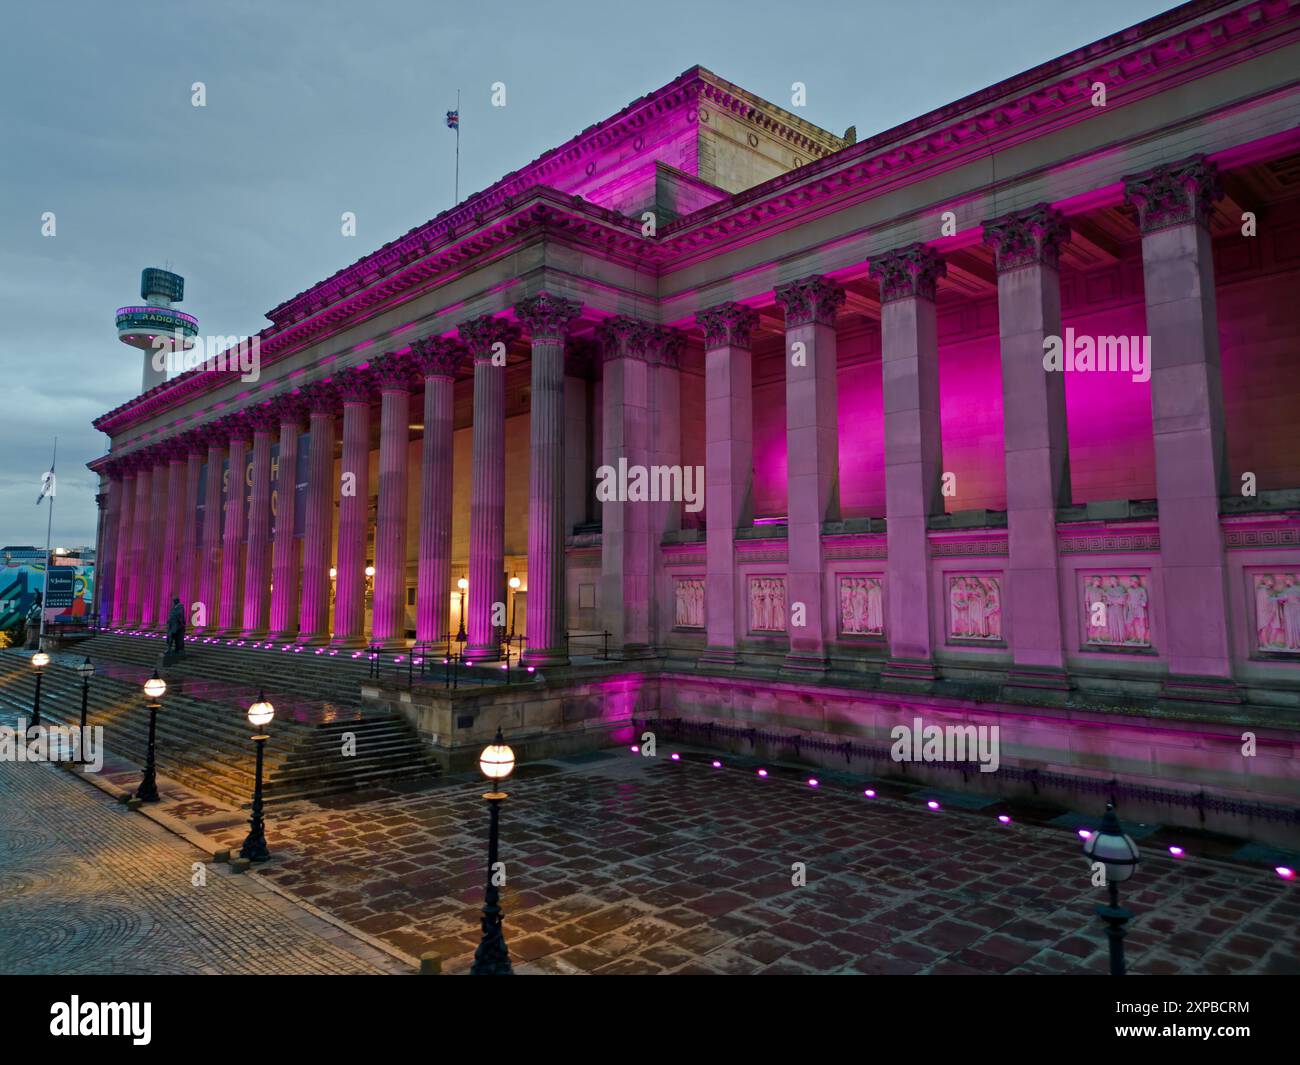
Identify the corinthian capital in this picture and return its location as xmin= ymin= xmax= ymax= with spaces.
xmin=370 ymin=351 xmax=417 ymax=392
xmin=242 ymin=403 xmax=280 ymax=435
xmin=696 ymin=302 xmax=759 ymax=350
xmin=867 ymin=243 xmax=946 ymax=304
xmin=774 ymin=275 xmax=846 ymax=328
xmin=410 ymin=336 xmax=465 ymax=379
xmin=596 ymin=315 xmax=653 ymax=362
xmin=515 ymin=291 xmax=582 ymax=342
xmin=982 ymin=204 xmax=1070 ymax=272
xmin=458 ymin=315 xmax=521 ymax=362
xmin=300 ymin=381 xmax=341 ymax=416
xmin=334 ymin=367 xmax=376 ymax=404
xmin=1123 ymin=154 xmax=1222 ymax=234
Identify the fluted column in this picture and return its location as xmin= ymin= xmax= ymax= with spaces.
xmin=332 ymin=370 xmax=373 ymax=647
xmin=158 ymin=444 xmax=187 ymax=624
xmin=198 ymin=432 xmax=225 ymax=631
xmin=459 ymin=315 xmax=520 ymax=661
xmin=180 ymin=435 xmax=204 ymax=617
xmin=870 ymin=244 xmax=947 ymax=688
xmin=775 ymin=276 xmax=845 ymax=672
xmin=371 ymin=353 xmax=415 ymax=647
xmin=219 ymin=418 xmax=251 ymax=633
xmin=517 ymin=293 xmax=581 ymax=666
xmin=241 ymin=406 xmax=276 ymax=635
xmin=647 ymin=329 xmax=685 ymax=646
xmin=269 ymin=396 xmax=306 ymax=639
xmin=110 ymin=462 xmax=134 ymax=626
xmin=697 ymin=303 xmax=759 ymax=667
xmin=1125 ymin=156 xmax=1236 ymax=701
xmin=127 ymin=456 xmax=153 ymax=627
xmin=141 ymin=453 xmax=168 ymax=629
xmin=298 ymin=383 xmax=338 ymax=643
xmin=984 ymin=205 xmax=1073 ymax=693
xmin=412 ymin=338 xmax=462 ymax=645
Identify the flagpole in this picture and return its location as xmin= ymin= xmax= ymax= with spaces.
xmin=38 ymin=437 xmax=57 ymax=650
xmin=455 ymin=88 xmax=461 ymax=206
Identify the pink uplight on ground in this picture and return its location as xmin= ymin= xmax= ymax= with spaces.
xmin=1169 ymin=846 xmax=1185 ymax=857
xmin=712 ymin=760 xmax=721 ymax=768
xmin=670 ymin=753 xmax=681 ymax=761
xmin=808 ymin=778 xmax=819 ymax=787
xmin=864 ymin=789 xmax=876 ymax=798
xmin=1078 ymin=829 xmax=1093 ymax=840
xmin=998 ymin=814 xmax=1012 ymax=824
xmin=927 ymin=801 xmax=940 ymax=811
xmin=757 ymin=769 xmax=768 ymax=778
xmin=1276 ymin=867 xmax=1295 ymax=880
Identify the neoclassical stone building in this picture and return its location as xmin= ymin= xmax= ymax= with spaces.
xmin=91 ymin=0 xmax=1300 ymax=833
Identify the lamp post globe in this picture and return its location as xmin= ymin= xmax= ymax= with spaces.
xmin=1083 ymin=802 xmax=1140 ymax=976
xmin=471 ymin=727 xmax=515 ymax=975
xmin=240 ymin=690 xmax=275 ymax=863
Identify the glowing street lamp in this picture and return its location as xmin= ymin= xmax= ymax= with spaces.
xmin=471 ymin=727 xmax=515 ymax=976
xmin=29 ymin=651 xmax=50 ymax=730
xmin=456 ymin=577 xmax=468 ymax=645
xmin=1082 ymin=802 xmax=1140 ymax=976
xmin=135 ymin=671 xmax=166 ymax=803
xmin=240 ymin=691 xmax=275 ymax=862
xmin=507 ymin=575 xmax=521 ymax=646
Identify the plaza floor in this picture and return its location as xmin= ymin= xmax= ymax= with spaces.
xmin=189 ymin=749 xmax=1299 ymax=975
xmin=2 ymin=724 xmax=1297 ymax=975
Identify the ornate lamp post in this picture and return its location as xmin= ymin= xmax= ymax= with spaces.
xmin=456 ymin=577 xmax=468 ymax=646
xmin=75 ymin=658 xmax=94 ymax=763
xmin=240 ymin=691 xmax=275 ymax=862
xmin=29 ymin=651 xmax=50 ymax=730
xmin=135 ymin=671 xmax=167 ymax=803
xmin=471 ymin=727 xmax=516 ymax=975
xmin=1082 ymin=802 xmax=1140 ymax=976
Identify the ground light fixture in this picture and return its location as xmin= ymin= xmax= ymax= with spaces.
xmin=135 ymin=671 xmax=166 ymax=803
xmin=240 ymin=691 xmax=275 ymax=862
xmin=1081 ymin=802 xmax=1140 ymax=976
xmin=472 ymin=728 xmax=515 ymax=975
xmin=29 ymin=650 xmax=50 ymax=729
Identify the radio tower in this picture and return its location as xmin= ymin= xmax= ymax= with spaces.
xmin=115 ymin=268 xmax=199 ymax=393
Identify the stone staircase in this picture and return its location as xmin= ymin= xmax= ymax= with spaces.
xmin=0 ymin=638 xmax=441 ymax=806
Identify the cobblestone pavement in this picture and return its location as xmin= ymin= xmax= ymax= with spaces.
xmin=191 ymin=750 xmax=1299 ymax=975
xmin=0 ymin=757 xmax=403 ymax=975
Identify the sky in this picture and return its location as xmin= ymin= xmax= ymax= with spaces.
xmin=0 ymin=0 xmax=1179 ymax=548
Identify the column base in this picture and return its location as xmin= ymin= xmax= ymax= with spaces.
xmin=697 ymin=646 xmax=738 ymax=670
xmin=294 ymin=631 xmax=330 ymax=646
xmin=1158 ymin=674 xmax=1241 ymax=707
xmin=1001 ymin=665 xmax=1074 ymax=705
xmin=880 ymin=657 xmax=938 ymax=691
xmin=330 ymin=634 xmax=369 ymax=650
xmin=464 ymin=643 xmax=501 ymax=662
xmin=782 ymin=651 xmax=829 ymax=675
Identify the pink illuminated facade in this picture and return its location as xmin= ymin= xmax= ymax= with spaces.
xmin=90 ymin=1 xmax=1300 ymax=835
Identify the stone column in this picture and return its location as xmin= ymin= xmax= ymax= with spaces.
xmin=198 ymin=432 xmax=225 ymax=632
xmin=647 ymin=329 xmax=685 ymax=646
xmin=111 ymin=461 xmax=136 ymax=626
xmin=598 ymin=317 xmax=653 ymax=654
xmin=870 ymin=244 xmax=947 ymax=687
xmin=126 ymin=456 xmax=153 ymax=627
xmin=697 ymin=303 xmax=759 ymax=666
xmin=158 ymin=444 xmax=187 ymax=625
xmin=219 ymin=418 xmax=251 ymax=633
xmin=241 ymin=406 xmax=277 ymax=635
xmin=332 ymin=370 xmax=374 ymax=647
xmin=101 ymin=464 xmax=123 ymax=626
xmin=775 ymin=276 xmax=845 ymax=671
xmin=180 ymin=435 xmax=204 ymax=618
xmin=269 ymin=396 xmax=306 ymax=639
xmin=459 ymin=315 xmax=519 ymax=661
xmin=411 ymin=339 xmax=462 ymax=647
xmin=984 ymin=205 xmax=1073 ymax=695
xmin=517 ymin=292 xmax=581 ymax=666
xmin=298 ymin=383 xmax=338 ymax=643
xmin=1125 ymin=156 xmax=1237 ymax=701
xmin=141 ymin=454 xmax=168 ymax=629
xmin=371 ymin=353 xmax=415 ymax=647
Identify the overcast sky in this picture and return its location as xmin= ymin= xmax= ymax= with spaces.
xmin=0 ymin=0 xmax=1177 ymax=548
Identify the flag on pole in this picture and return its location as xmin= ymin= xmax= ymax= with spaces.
xmin=37 ymin=467 xmax=55 ymax=505
xmin=445 ymin=110 xmax=459 ymax=130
